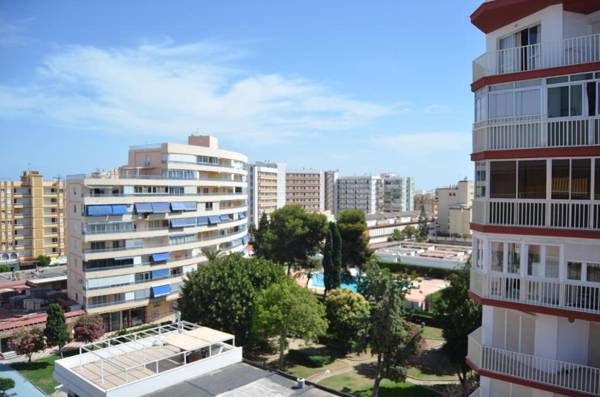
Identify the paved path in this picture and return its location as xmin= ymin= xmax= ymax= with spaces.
xmin=0 ymin=363 xmax=45 ymax=397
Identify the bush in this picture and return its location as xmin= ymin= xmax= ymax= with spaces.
xmin=288 ymin=349 xmax=335 ymax=368
xmin=405 ymin=311 xmax=445 ymax=328
xmin=378 ymin=261 xmax=454 ymax=279
xmin=0 ymin=265 xmax=11 ymax=273
xmin=0 ymin=377 xmax=14 ymax=395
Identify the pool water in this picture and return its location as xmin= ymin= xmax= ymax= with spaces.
xmin=309 ymin=272 xmax=358 ymax=292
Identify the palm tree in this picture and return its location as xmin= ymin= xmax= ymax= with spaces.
xmin=201 ymin=247 xmax=224 ymax=262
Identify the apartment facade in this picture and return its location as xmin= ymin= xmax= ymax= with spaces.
xmin=336 ymin=176 xmax=383 ymax=215
xmin=324 ymin=170 xmax=339 ymax=214
xmin=435 ymin=179 xmax=474 ymax=237
xmin=285 ymin=170 xmax=325 ymax=212
xmin=414 ymin=190 xmax=437 ymax=216
xmin=247 ymin=162 xmax=286 ymax=226
xmin=467 ymin=2 xmax=600 ymax=397
xmin=0 ymin=171 xmax=64 ymax=268
xmin=382 ymin=174 xmax=415 ymax=212
xmin=66 ymin=135 xmax=248 ymax=332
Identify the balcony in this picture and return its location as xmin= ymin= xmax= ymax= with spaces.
xmin=473 ymin=115 xmax=600 ymax=153
xmin=467 ymin=327 xmax=600 ymax=396
xmin=473 ymin=199 xmax=600 ymax=231
xmin=470 ymin=270 xmax=600 ymax=317
xmin=473 ymin=34 xmax=600 ymax=81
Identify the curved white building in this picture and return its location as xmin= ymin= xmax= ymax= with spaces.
xmin=66 ymin=135 xmax=248 ymax=332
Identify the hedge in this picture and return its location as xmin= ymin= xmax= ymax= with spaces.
xmin=377 ymin=261 xmax=455 ymax=279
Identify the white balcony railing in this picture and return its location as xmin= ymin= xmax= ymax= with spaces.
xmin=473 ymin=199 xmax=600 ymax=231
xmin=470 ymin=270 xmax=600 ymax=316
xmin=473 ymin=33 xmax=600 ymax=81
xmin=473 ymin=115 xmax=600 ymax=153
xmin=468 ymin=327 xmax=600 ymax=396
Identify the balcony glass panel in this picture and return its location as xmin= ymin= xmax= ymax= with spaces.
xmin=595 ymin=160 xmax=600 ymax=200
xmin=572 ymin=159 xmax=591 ymax=200
xmin=568 ymin=262 xmax=582 ymax=280
xmin=490 ymin=161 xmax=516 ymax=199
xmin=527 ymin=245 xmax=541 ymax=276
xmin=546 ymin=246 xmax=559 ymax=278
xmin=507 ymin=243 xmax=520 ymax=274
xmin=588 ymin=263 xmax=600 ymax=283
xmin=491 ymin=242 xmax=503 ymax=272
xmin=551 ymin=160 xmax=570 ymax=199
xmin=518 ymin=160 xmax=546 ymax=199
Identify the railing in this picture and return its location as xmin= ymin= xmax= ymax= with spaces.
xmin=470 ymin=270 xmax=600 ymax=316
xmin=87 ymin=191 xmax=246 ymax=197
xmin=473 ymin=199 xmax=600 ymax=231
xmin=84 ymin=273 xmax=183 ymax=291
xmin=473 ymin=33 xmax=600 ymax=81
xmin=468 ymin=327 xmax=600 ymax=395
xmin=473 ymin=115 xmax=600 ymax=152
xmin=85 ymin=282 xmax=183 ymax=308
xmin=83 ymin=217 xmax=244 ymax=235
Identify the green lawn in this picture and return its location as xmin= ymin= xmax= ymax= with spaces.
xmin=420 ymin=325 xmax=444 ymax=341
xmin=407 ymin=366 xmax=457 ymax=381
xmin=286 ymin=363 xmax=324 ymax=379
xmin=319 ymin=372 xmax=438 ymax=397
xmin=11 ymin=355 xmax=60 ymax=395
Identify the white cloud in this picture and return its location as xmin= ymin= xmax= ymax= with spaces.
xmin=0 ymin=40 xmax=403 ymax=141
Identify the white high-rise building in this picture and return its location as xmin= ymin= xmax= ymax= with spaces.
xmin=468 ymin=2 xmax=600 ymax=396
xmin=66 ymin=135 xmax=248 ymax=332
xmin=248 ymin=162 xmax=286 ymax=226
xmin=382 ymin=174 xmax=415 ymax=212
xmin=336 ymin=176 xmax=383 ymax=215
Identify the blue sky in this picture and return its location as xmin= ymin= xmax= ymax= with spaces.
xmin=0 ymin=0 xmax=484 ymax=190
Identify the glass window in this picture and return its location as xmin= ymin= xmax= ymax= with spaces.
xmin=545 ymin=246 xmax=559 ymax=278
xmin=491 ymin=242 xmax=503 ymax=272
xmin=571 ymin=159 xmax=591 ymax=200
xmin=568 ymin=262 xmax=582 ymax=280
xmin=551 ymin=160 xmax=570 ymax=199
xmin=489 ymin=91 xmax=514 ymax=118
xmin=507 ymin=243 xmax=520 ymax=274
xmin=570 ymin=85 xmax=583 ymax=116
xmin=587 ymin=263 xmax=600 ymax=283
xmin=548 ymin=86 xmax=569 ymax=117
xmin=527 ymin=245 xmax=542 ymax=276
xmin=587 ymin=82 xmax=597 ymax=116
xmin=515 ymin=89 xmax=541 ymax=116
xmin=490 ymin=161 xmax=516 ymax=198
xmin=518 ymin=160 xmax=546 ymax=199
xmin=595 ymin=159 xmax=600 ymax=200
xmin=477 ymin=239 xmax=484 ymax=269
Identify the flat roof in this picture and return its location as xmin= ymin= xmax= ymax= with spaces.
xmin=144 ymin=362 xmax=338 ymax=397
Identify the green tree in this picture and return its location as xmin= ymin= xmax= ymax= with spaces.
xmin=201 ymin=247 xmax=223 ymax=262
xmin=322 ymin=222 xmax=341 ymax=294
xmin=9 ymin=328 xmax=45 ymax=363
xmin=367 ymin=268 xmax=422 ymax=397
xmin=73 ymin=315 xmax=104 ymax=343
xmin=402 ymin=225 xmax=417 ymax=240
xmin=331 ymin=221 xmax=342 ymax=274
xmin=179 ymin=254 xmax=285 ymax=345
xmin=36 ymin=255 xmax=51 ymax=267
xmin=262 ymin=205 xmax=327 ymax=274
xmin=325 ymin=288 xmax=370 ymax=353
xmin=44 ymin=303 xmax=69 ymax=355
xmin=433 ymin=263 xmax=481 ymax=393
xmin=336 ymin=209 xmax=372 ymax=268
xmin=388 ymin=229 xmax=405 ymax=242
xmin=251 ymin=212 xmax=272 ymax=258
xmin=0 ymin=265 xmax=11 ymax=273
xmin=253 ymin=279 xmax=328 ymax=368
xmin=0 ymin=377 xmax=15 ymax=396
xmin=417 ymin=206 xmax=429 ymax=242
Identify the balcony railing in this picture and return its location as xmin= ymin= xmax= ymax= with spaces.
xmin=470 ymin=270 xmax=600 ymax=316
xmin=473 ymin=199 xmax=600 ymax=231
xmin=468 ymin=327 xmax=600 ymax=396
xmin=473 ymin=115 xmax=600 ymax=152
xmin=473 ymin=33 xmax=600 ymax=81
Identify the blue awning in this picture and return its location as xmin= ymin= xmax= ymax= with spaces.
xmin=151 ymin=252 xmax=171 ymax=262
xmin=171 ymin=202 xmax=197 ymax=211
xmin=151 ymin=284 xmax=171 ymax=298
xmin=151 ymin=268 xmax=170 ymax=279
xmin=111 ymin=205 xmax=129 ymax=215
xmin=170 ymin=217 xmax=197 ymax=228
xmin=151 ymin=202 xmax=170 ymax=213
xmin=135 ymin=203 xmax=154 ymax=214
xmin=208 ymin=216 xmax=221 ymax=225
xmin=197 ymin=216 xmax=209 ymax=226
xmin=219 ymin=214 xmax=230 ymax=221
xmin=86 ymin=205 xmax=113 ymax=217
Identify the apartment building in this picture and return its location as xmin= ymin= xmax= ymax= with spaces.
xmin=382 ymin=174 xmax=415 ymax=212
xmin=324 ymin=170 xmax=339 ymax=214
xmin=435 ymin=180 xmax=473 ymax=237
xmin=285 ymin=170 xmax=325 ymax=212
xmin=467 ymin=2 xmax=600 ymax=396
xmin=0 ymin=171 xmax=65 ymax=268
xmin=414 ymin=190 xmax=437 ymax=216
xmin=66 ymin=135 xmax=248 ymax=332
xmin=336 ymin=176 xmax=383 ymax=215
xmin=247 ymin=162 xmax=286 ymax=226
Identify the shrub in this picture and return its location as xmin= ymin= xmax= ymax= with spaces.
xmin=0 ymin=377 xmax=15 ymax=395
xmin=288 ymin=349 xmax=335 ymax=367
xmin=73 ymin=315 xmax=104 ymax=343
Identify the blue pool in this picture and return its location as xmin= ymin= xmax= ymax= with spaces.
xmin=309 ymin=272 xmax=358 ymax=292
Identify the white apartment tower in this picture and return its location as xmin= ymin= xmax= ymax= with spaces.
xmin=66 ymin=135 xmax=248 ymax=332
xmin=336 ymin=176 xmax=383 ymax=215
xmin=468 ymin=2 xmax=600 ymax=397
xmin=382 ymin=174 xmax=415 ymax=212
xmin=248 ymin=162 xmax=286 ymax=226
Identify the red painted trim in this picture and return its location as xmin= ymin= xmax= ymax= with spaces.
xmin=466 ymin=358 xmax=594 ymax=397
xmin=471 ymin=146 xmax=600 ymax=161
xmin=470 ymin=223 xmax=600 ymax=239
xmin=471 ymin=62 xmax=600 ymax=92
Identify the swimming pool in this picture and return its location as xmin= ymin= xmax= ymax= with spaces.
xmin=309 ymin=272 xmax=358 ymax=292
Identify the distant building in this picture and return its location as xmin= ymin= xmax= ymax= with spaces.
xmin=0 ymin=171 xmax=65 ymax=268
xmin=285 ymin=170 xmax=324 ymax=212
xmin=248 ymin=162 xmax=286 ymax=226
xmin=336 ymin=176 xmax=383 ymax=214
xmin=435 ymin=179 xmax=473 ymax=237
xmin=323 ymin=170 xmax=339 ymax=214
xmin=413 ymin=190 xmax=437 ymax=216
xmin=365 ymin=211 xmax=427 ymax=244
xmin=382 ymin=174 xmax=415 ymax=212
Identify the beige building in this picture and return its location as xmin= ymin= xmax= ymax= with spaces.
xmin=285 ymin=170 xmax=325 ymax=212
xmin=413 ymin=190 xmax=437 ymax=216
xmin=248 ymin=162 xmax=286 ymax=226
xmin=435 ymin=179 xmax=473 ymax=237
xmin=66 ymin=135 xmax=248 ymax=332
xmin=0 ymin=171 xmax=65 ymax=268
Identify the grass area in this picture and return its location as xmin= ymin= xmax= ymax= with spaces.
xmin=320 ymin=371 xmax=437 ymax=397
xmin=421 ymin=325 xmax=444 ymax=341
xmin=407 ymin=366 xmax=457 ymax=381
xmin=286 ymin=364 xmax=324 ymax=379
xmin=11 ymin=355 xmax=59 ymax=395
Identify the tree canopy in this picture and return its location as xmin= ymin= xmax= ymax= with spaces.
xmin=9 ymin=328 xmax=45 ymax=363
xmin=73 ymin=315 xmax=104 ymax=343
xmin=417 ymin=206 xmax=429 ymax=242
xmin=336 ymin=209 xmax=372 ymax=268
xmin=0 ymin=377 xmax=15 ymax=396
xmin=253 ymin=279 xmax=328 ymax=368
xmin=325 ymin=288 xmax=370 ymax=353
xmin=36 ymin=255 xmax=51 ymax=267
xmin=44 ymin=303 xmax=69 ymax=354
xmin=178 ymin=254 xmax=285 ymax=345
xmin=322 ymin=222 xmax=342 ymax=294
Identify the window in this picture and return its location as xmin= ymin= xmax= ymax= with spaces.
xmin=507 ymin=243 xmax=520 ymax=274
xmin=527 ymin=245 xmax=541 ymax=276
xmin=545 ymin=246 xmax=559 ymax=278
xmin=491 ymin=242 xmax=503 ymax=272
xmin=548 ymin=84 xmax=584 ymax=117
xmin=596 ymin=159 xmax=600 ymax=200
xmin=551 ymin=160 xmax=570 ymax=199
xmin=518 ymin=160 xmax=546 ymax=199
xmin=490 ymin=161 xmax=516 ymax=198
xmin=568 ymin=262 xmax=582 ymax=280
xmin=571 ymin=159 xmax=591 ymax=200
xmin=475 ymin=239 xmax=484 ymax=269
xmin=587 ymin=263 xmax=600 ymax=283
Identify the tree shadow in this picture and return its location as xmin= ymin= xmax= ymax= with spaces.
xmin=354 ymin=362 xmax=378 ymax=379
xmin=408 ymin=348 xmax=455 ymax=377
xmin=8 ymin=361 xmax=50 ymax=371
